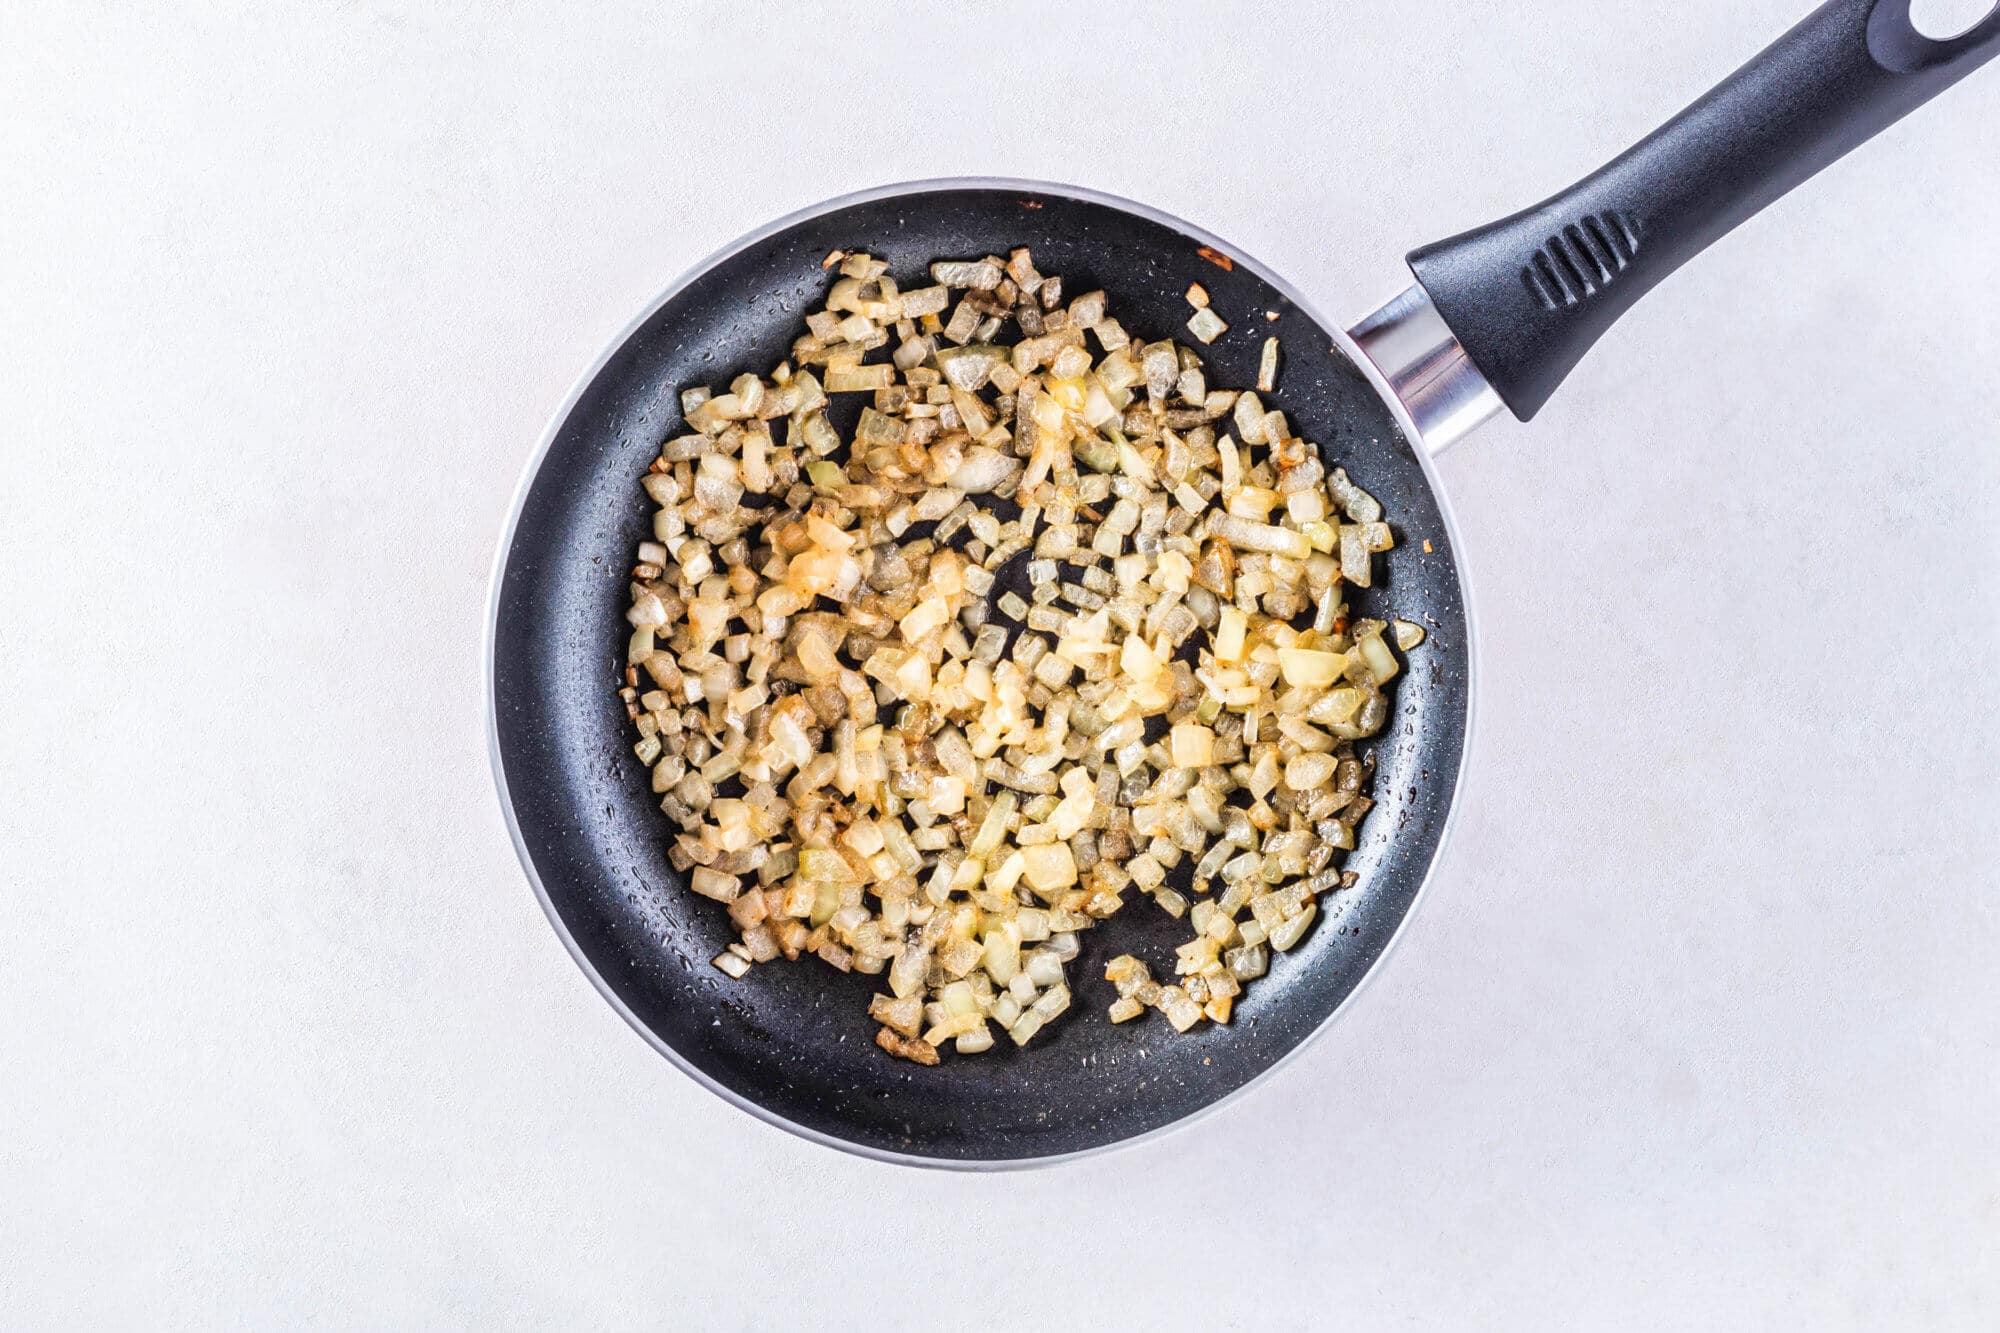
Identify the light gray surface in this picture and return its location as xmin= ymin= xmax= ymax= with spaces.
xmin=4 ymin=2 xmax=1997 ymax=1327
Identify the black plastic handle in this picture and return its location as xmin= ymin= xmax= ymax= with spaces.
xmin=1408 ymin=0 xmax=2000 ymax=421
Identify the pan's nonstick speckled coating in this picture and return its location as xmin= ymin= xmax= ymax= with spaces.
xmin=491 ymin=182 xmax=1469 ymax=1164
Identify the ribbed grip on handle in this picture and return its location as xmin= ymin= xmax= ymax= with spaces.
xmin=1520 ymin=211 xmax=1643 ymax=311
xmin=1408 ymin=0 xmax=2000 ymax=421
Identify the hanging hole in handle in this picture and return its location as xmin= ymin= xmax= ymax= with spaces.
xmin=1872 ymin=0 xmax=2000 ymax=69
xmin=1906 ymin=0 xmax=1998 ymax=39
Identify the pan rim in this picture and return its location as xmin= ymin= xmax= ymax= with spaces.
xmin=485 ymin=175 xmax=1481 ymax=1170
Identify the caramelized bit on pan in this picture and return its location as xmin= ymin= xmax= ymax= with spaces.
xmin=876 ymin=1026 xmax=941 ymax=1066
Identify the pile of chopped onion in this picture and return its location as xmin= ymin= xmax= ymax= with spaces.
xmin=618 ymin=248 xmax=1419 ymax=1064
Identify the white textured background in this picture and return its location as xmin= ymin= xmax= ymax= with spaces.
xmin=5 ymin=2 xmax=1998 ymax=1327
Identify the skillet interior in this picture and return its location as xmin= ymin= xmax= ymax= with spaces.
xmin=491 ymin=183 xmax=1469 ymax=1163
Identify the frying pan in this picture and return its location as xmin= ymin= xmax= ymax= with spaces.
xmin=489 ymin=1 xmax=1998 ymax=1165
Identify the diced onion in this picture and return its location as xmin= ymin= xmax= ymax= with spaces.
xmin=1187 ymin=308 xmax=1229 ymax=344
xmin=622 ymin=247 xmax=1413 ymax=1063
